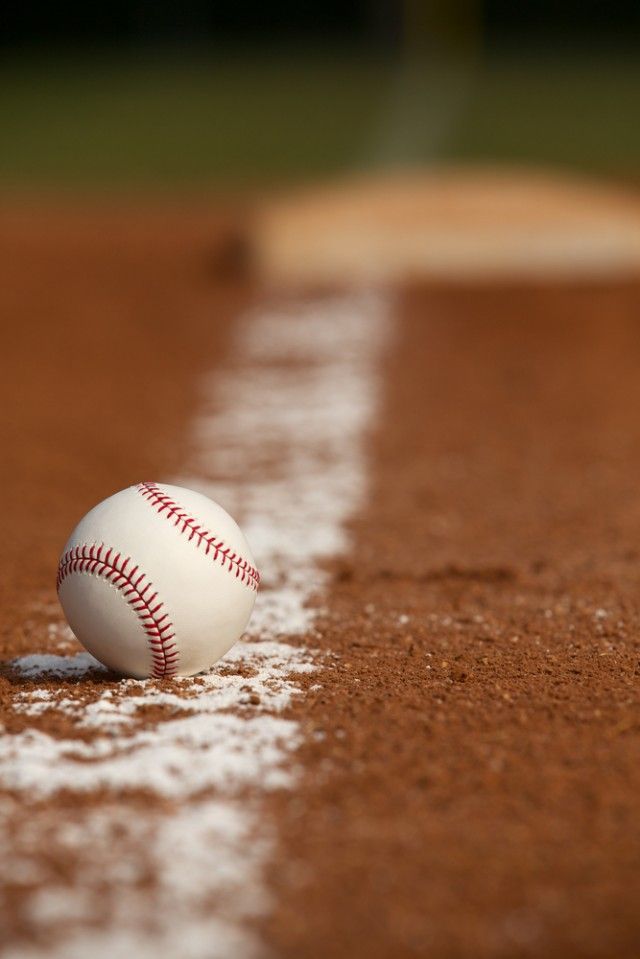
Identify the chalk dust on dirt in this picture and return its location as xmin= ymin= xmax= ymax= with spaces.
xmin=0 ymin=201 xmax=391 ymax=958
xmin=3 ymin=196 xmax=640 ymax=959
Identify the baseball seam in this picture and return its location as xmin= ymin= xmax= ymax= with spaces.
xmin=56 ymin=544 xmax=178 ymax=679
xmin=137 ymin=482 xmax=260 ymax=591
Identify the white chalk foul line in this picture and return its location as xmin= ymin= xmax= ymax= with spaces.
xmin=0 ymin=291 xmax=391 ymax=959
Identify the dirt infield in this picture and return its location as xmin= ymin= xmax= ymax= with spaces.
xmin=264 ymin=284 xmax=640 ymax=958
xmin=0 ymin=198 xmax=248 ymax=646
xmin=1 ymin=197 xmax=640 ymax=958
xmin=254 ymin=170 xmax=640 ymax=286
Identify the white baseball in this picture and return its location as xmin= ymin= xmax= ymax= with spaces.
xmin=56 ymin=482 xmax=259 ymax=679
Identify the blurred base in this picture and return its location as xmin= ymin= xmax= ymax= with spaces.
xmin=252 ymin=166 xmax=640 ymax=288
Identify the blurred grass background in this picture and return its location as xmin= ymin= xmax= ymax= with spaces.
xmin=0 ymin=49 xmax=390 ymax=187
xmin=1 ymin=47 xmax=639 ymax=188
xmin=0 ymin=1 xmax=639 ymax=189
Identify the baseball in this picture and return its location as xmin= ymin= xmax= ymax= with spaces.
xmin=56 ymin=482 xmax=259 ymax=679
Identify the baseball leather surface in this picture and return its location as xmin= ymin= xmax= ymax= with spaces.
xmin=56 ymin=482 xmax=259 ymax=678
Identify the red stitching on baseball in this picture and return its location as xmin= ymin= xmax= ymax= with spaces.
xmin=56 ymin=544 xmax=178 ymax=679
xmin=136 ymin=482 xmax=260 ymax=591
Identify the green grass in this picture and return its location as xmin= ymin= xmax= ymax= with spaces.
xmin=449 ymin=51 xmax=640 ymax=175
xmin=0 ymin=50 xmax=393 ymax=188
xmin=0 ymin=46 xmax=639 ymax=188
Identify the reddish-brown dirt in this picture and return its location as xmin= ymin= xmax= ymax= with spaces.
xmin=0 ymin=200 xmax=254 ymax=947
xmin=2 ymin=200 xmax=640 ymax=959
xmin=264 ymin=284 xmax=640 ymax=959
xmin=0 ymin=199 xmax=250 ymax=661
